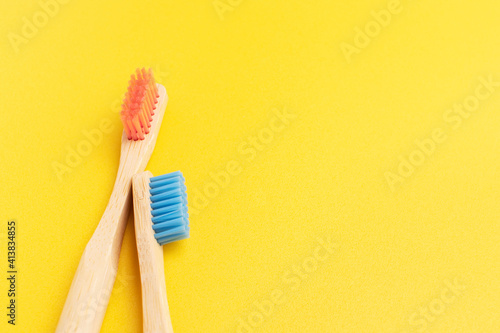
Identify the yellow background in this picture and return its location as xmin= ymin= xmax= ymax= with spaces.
xmin=1 ymin=0 xmax=499 ymax=332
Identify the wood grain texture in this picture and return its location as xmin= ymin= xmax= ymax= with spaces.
xmin=133 ymin=171 xmax=174 ymax=333
xmin=56 ymin=84 xmax=168 ymax=333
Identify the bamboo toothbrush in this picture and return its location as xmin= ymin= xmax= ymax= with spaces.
xmin=132 ymin=170 xmax=189 ymax=333
xmin=56 ymin=68 xmax=168 ymax=333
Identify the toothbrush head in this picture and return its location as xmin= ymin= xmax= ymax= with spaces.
xmin=149 ymin=171 xmax=190 ymax=246
xmin=120 ymin=68 xmax=160 ymax=141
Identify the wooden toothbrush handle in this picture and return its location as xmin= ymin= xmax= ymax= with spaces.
xmin=56 ymin=83 xmax=169 ymax=332
xmin=133 ymin=171 xmax=174 ymax=333
xmin=56 ymin=181 xmax=132 ymax=333
xmin=55 ymin=244 xmax=120 ymax=333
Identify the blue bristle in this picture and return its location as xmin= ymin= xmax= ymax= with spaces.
xmin=149 ymin=171 xmax=189 ymax=246
xmin=150 ymin=171 xmax=184 ymax=183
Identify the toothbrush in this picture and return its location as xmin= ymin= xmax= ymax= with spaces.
xmin=56 ymin=68 xmax=168 ymax=333
xmin=132 ymin=170 xmax=189 ymax=333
